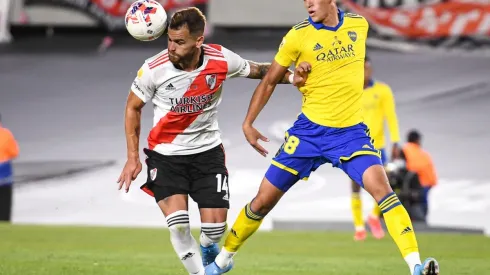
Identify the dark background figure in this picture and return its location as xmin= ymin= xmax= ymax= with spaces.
xmin=0 ymin=113 xmax=20 ymax=222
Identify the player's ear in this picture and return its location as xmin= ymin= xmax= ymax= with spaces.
xmin=195 ymin=35 xmax=204 ymax=48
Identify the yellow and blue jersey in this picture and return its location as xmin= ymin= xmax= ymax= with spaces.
xmin=362 ymin=80 xmax=400 ymax=150
xmin=274 ymin=10 xmax=369 ymax=128
xmin=265 ymin=10 xmax=383 ymax=191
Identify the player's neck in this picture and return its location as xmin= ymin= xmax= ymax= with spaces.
xmin=179 ymin=47 xmax=203 ymax=72
xmin=322 ymin=10 xmax=340 ymax=27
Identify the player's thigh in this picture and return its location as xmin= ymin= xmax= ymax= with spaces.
xmin=190 ymin=173 xmax=230 ymax=209
xmin=379 ymin=148 xmax=388 ymax=165
xmin=142 ymin=149 xmax=191 ymax=205
xmin=266 ymin=129 xmax=324 ymax=193
xmin=157 ymin=194 xmax=189 ymax=216
xmin=189 ymin=145 xmax=230 ymax=209
xmin=343 ymin=156 xmax=393 ymax=202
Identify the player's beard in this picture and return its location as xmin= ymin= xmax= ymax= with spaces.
xmin=169 ymin=48 xmax=199 ymax=70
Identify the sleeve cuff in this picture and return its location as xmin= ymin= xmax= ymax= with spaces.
xmin=131 ymin=87 xmax=148 ymax=103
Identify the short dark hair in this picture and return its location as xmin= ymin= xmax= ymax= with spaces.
xmin=407 ymin=129 xmax=421 ymax=143
xmin=169 ymin=7 xmax=206 ymax=36
xmin=365 ymin=55 xmax=371 ymax=63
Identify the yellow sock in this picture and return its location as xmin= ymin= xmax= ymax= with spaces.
xmin=379 ymin=192 xmax=419 ymax=258
xmin=223 ymin=203 xmax=263 ymax=253
xmin=371 ymin=202 xmax=382 ymax=218
xmin=351 ymin=193 xmax=364 ymax=230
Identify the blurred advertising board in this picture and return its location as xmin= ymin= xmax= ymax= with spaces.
xmin=11 ymin=0 xmax=208 ymax=30
xmin=207 ymin=0 xmax=490 ymax=49
xmin=341 ymin=0 xmax=490 ymax=40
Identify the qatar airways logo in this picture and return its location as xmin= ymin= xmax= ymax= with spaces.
xmin=169 ymin=94 xmax=215 ymax=113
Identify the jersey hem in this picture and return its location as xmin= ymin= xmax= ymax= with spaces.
xmin=301 ymin=111 xmax=362 ymax=128
xmin=150 ymin=139 xmax=223 ymax=156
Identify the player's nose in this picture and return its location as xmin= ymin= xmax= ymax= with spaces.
xmin=168 ymin=42 xmax=176 ymax=51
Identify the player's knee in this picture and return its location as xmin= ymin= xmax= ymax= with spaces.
xmin=201 ymin=222 xmax=227 ymax=243
xmin=249 ymin=195 xmax=275 ymax=217
xmin=362 ymin=164 xmax=394 ymax=202
xmin=166 ymin=210 xmax=192 ymax=240
xmin=351 ymin=180 xmax=361 ymax=192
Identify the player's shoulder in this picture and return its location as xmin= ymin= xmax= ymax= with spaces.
xmin=203 ymin=43 xmax=225 ymax=52
xmin=292 ymin=18 xmax=311 ymax=31
xmin=343 ymin=12 xmax=368 ymax=26
xmin=373 ymin=80 xmax=393 ymax=92
xmin=281 ymin=18 xmax=310 ymax=43
xmin=144 ymin=49 xmax=171 ymax=70
xmin=203 ymin=44 xmax=226 ymax=58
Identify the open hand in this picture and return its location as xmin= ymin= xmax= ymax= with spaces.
xmin=243 ymin=124 xmax=269 ymax=157
xmin=117 ymin=158 xmax=142 ymax=193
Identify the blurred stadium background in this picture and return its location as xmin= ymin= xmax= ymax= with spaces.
xmin=1 ymin=0 xmax=490 ymax=274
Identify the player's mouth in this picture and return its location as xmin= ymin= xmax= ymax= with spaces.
xmin=308 ymin=10 xmax=315 ymax=17
xmin=168 ymin=53 xmax=178 ymax=59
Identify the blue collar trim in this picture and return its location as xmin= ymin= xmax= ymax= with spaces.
xmin=308 ymin=9 xmax=344 ymax=31
xmin=365 ymin=79 xmax=375 ymax=88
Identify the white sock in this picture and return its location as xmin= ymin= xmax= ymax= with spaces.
xmin=200 ymin=231 xmax=214 ymax=247
xmin=215 ymin=247 xmax=236 ymax=269
xmin=404 ymin=252 xmax=422 ymax=275
xmin=200 ymin=222 xmax=227 ymax=247
xmin=166 ymin=210 xmax=204 ymax=275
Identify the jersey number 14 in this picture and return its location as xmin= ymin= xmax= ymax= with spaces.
xmin=216 ymin=174 xmax=229 ymax=193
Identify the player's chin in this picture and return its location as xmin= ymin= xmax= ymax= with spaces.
xmin=310 ymin=14 xmax=321 ymax=23
xmin=169 ymin=56 xmax=180 ymax=64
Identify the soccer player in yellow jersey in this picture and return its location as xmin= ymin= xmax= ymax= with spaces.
xmin=205 ymin=1 xmax=439 ymax=274
xmin=351 ymin=55 xmax=402 ymax=241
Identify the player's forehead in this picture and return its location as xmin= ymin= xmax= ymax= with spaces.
xmin=168 ymin=25 xmax=191 ymax=40
xmin=304 ymin=0 xmax=332 ymax=4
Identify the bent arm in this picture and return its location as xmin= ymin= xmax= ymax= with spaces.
xmin=243 ymin=61 xmax=289 ymax=126
xmin=246 ymin=61 xmax=292 ymax=84
xmin=125 ymin=92 xmax=145 ymax=160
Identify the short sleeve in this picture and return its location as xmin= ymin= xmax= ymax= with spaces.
xmin=274 ymin=29 xmax=301 ymax=68
xmin=131 ymin=62 xmax=155 ymax=103
xmin=221 ymin=46 xmax=251 ymax=78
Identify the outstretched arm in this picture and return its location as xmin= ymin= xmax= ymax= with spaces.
xmin=242 ymin=61 xmax=289 ymax=156
xmin=246 ymin=60 xmax=293 ymax=84
xmin=244 ymin=61 xmax=289 ymax=126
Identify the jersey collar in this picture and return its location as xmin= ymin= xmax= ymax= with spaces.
xmin=308 ymin=9 xmax=344 ymax=31
xmin=365 ymin=79 xmax=375 ymax=89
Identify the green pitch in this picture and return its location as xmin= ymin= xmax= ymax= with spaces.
xmin=0 ymin=223 xmax=489 ymax=275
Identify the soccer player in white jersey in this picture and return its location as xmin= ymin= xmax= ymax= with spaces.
xmin=116 ymin=7 xmax=296 ymax=275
